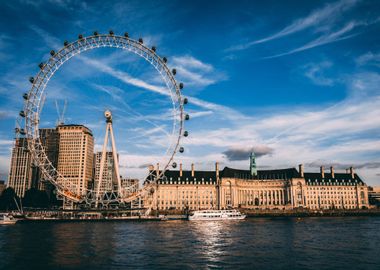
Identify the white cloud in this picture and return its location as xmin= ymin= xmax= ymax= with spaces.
xmin=172 ymin=55 xmax=227 ymax=88
xmin=356 ymin=52 xmax=380 ymax=67
xmin=180 ymin=71 xmax=380 ymax=185
xmin=172 ymin=55 xmax=214 ymax=72
xmin=304 ymin=61 xmax=335 ymax=86
xmin=264 ymin=21 xmax=361 ymax=59
xmin=226 ymin=0 xmax=359 ymax=51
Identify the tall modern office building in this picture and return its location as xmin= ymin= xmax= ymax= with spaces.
xmin=57 ymin=125 xmax=94 ymax=196
xmin=8 ymin=129 xmax=60 ymax=197
xmin=8 ymin=138 xmax=33 ymax=197
xmin=94 ymin=151 xmax=117 ymax=194
xmin=36 ymin=128 xmax=59 ymax=191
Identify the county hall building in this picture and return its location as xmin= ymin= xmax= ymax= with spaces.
xmin=151 ymin=153 xmax=369 ymax=211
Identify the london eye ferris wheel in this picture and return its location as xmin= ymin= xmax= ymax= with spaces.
xmin=15 ymin=31 xmax=190 ymax=206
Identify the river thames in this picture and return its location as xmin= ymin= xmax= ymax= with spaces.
xmin=1 ymin=217 xmax=379 ymax=269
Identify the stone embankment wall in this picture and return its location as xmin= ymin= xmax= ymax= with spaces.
xmin=155 ymin=208 xmax=380 ymax=217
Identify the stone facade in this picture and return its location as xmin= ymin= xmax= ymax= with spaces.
xmin=152 ymin=163 xmax=369 ymax=211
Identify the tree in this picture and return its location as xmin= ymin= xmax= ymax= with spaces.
xmin=23 ymin=188 xmax=49 ymax=208
xmin=0 ymin=187 xmax=20 ymax=211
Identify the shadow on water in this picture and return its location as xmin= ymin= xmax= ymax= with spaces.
xmin=1 ymin=217 xmax=380 ymax=269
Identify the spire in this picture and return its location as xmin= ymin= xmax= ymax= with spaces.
xmin=250 ymin=152 xmax=257 ymax=176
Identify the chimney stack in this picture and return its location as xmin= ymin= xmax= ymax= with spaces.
xmin=299 ymin=164 xmax=304 ymax=178
xmin=215 ymin=162 xmax=219 ymax=179
xmin=156 ymin=163 xmax=160 ymax=177
xmin=350 ymin=166 xmax=354 ymax=179
xmin=330 ymin=166 xmax=335 ymax=178
xmin=191 ymin=163 xmax=195 ymax=177
xmin=320 ymin=166 xmax=325 ymax=179
xmin=180 ymin=163 xmax=183 ymax=177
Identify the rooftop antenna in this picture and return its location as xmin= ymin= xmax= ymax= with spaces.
xmin=55 ymin=99 xmax=67 ymax=126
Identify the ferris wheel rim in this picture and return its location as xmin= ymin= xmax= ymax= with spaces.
xmin=20 ymin=32 xmax=187 ymax=204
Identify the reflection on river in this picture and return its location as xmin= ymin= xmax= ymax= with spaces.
xmin=1 ymin=217 xmax=380 ymax=269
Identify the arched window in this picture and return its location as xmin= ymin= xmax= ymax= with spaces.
xmin=225 ymin=181 xmax=232 ymax=207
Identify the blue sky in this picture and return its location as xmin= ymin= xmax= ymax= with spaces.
xmin=0 ymin=0 xmax=380 ymax=185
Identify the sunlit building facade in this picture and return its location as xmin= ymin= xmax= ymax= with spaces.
xmin=8 ymin=129 xmax=60 ymax=197
xmin=57 ymin=125 xmax=94 ymax=196
xmin=7 ymin=138 xmax=33 ymax=197
xmin=152 ymin=159 xmax=369 ymax=211
xmin=121 ymin=178 xmax=140 ymax=194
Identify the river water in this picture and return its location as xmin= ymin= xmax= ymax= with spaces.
xmin=0 ymin=217 xmax=379 ymax=269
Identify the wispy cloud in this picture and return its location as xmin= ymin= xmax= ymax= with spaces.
xmin=172 ymin=55 xmax=227 ymax=88
xmin=264 ymin=21 xmax=361 ymax=59
xmin=303 ymin=61 xmax=335 ymax=86
xmin=226 ymin=0 xmax=359 ymax=52
xmin=28 ymin=25 xmax=241 ymax=122
xmin=356 ymin=52 xmax=380 ymax=67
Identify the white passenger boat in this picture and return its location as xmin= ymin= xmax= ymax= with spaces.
xmin=0 ymin=213 xmax=18 ymax=225
xmin=188 ymin=209 xmax=246 ymax=221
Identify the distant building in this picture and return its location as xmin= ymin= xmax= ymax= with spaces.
xmin=7 ymin=129 xmax=59 ymax=198
xmin=368 ymin=186 xmax=380 ymax=207
xmin=121 ymin=178 xmax=139 ymax=194
xmin=0 ymin=180 xmax=6 ymax=195
xmin=8 ymin=138 xmax=33 ymax=197
xmin=35 ymin=128 xmax=59 ymax=191
xmin=94 ymin=152 xmax=117 ymax=193
xmin=151 ymin=163 xmax=217 ymax=210
xmin=57 ymin=125 xmax=94 ymax=196
xmin=150 ymin=156 xmax=369 ymax=211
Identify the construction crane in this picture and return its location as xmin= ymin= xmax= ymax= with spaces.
xmin=55 ymin=99 xmax=67 ymax=126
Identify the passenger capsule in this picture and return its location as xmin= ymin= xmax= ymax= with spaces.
xmin=50 ymin=50 xmax=55 ymax=56
xmin=109 ymin=30 xmax=114 ymax=36
xmin=151 ymin=46 xmax=156 ymax=52
xmin=185 ymin=114 xmax=190 ymax=120
xmin=179 ymin=83 xmax=184 ymax=89
xmin=20 ymin=129 xmax=26 ymax=135
xmin=163 ymin=57 xmax=167 ymax=63
xmin=179 ymin=147 xmax=184 ymax=153
xmin=38 ymin=63 xmax=44 ymax=69
xmin=172 ymin=162 xmax=177 ymax=168
xmin=29 ymin=77 xmax=34 ymax=83
xmin=139 ymin=38 xmax=143 ymax=44
xmin=78 ymin=34 xmax=83 ymax=39
xmin=172 ymin=69 xmax=177 ymax=75
xmin=15 ymin=128 xmax=20 ymax=133
xmin=23 ymin=93 xmax=28 ymax=100
xmin=124 ymin=32 xmax=129 ymax=38
xmin=64 ymin=40 xmax=69 ymax=46
xmin=184 ymin=131 xmax=189 ymax=137
xmin=19 ymin=111 xmax=25 ymax=117
xmin=94 ymin=31 xmax=99 ymax=36
xmin=183 ymin=98 xmax=188 ymax=105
